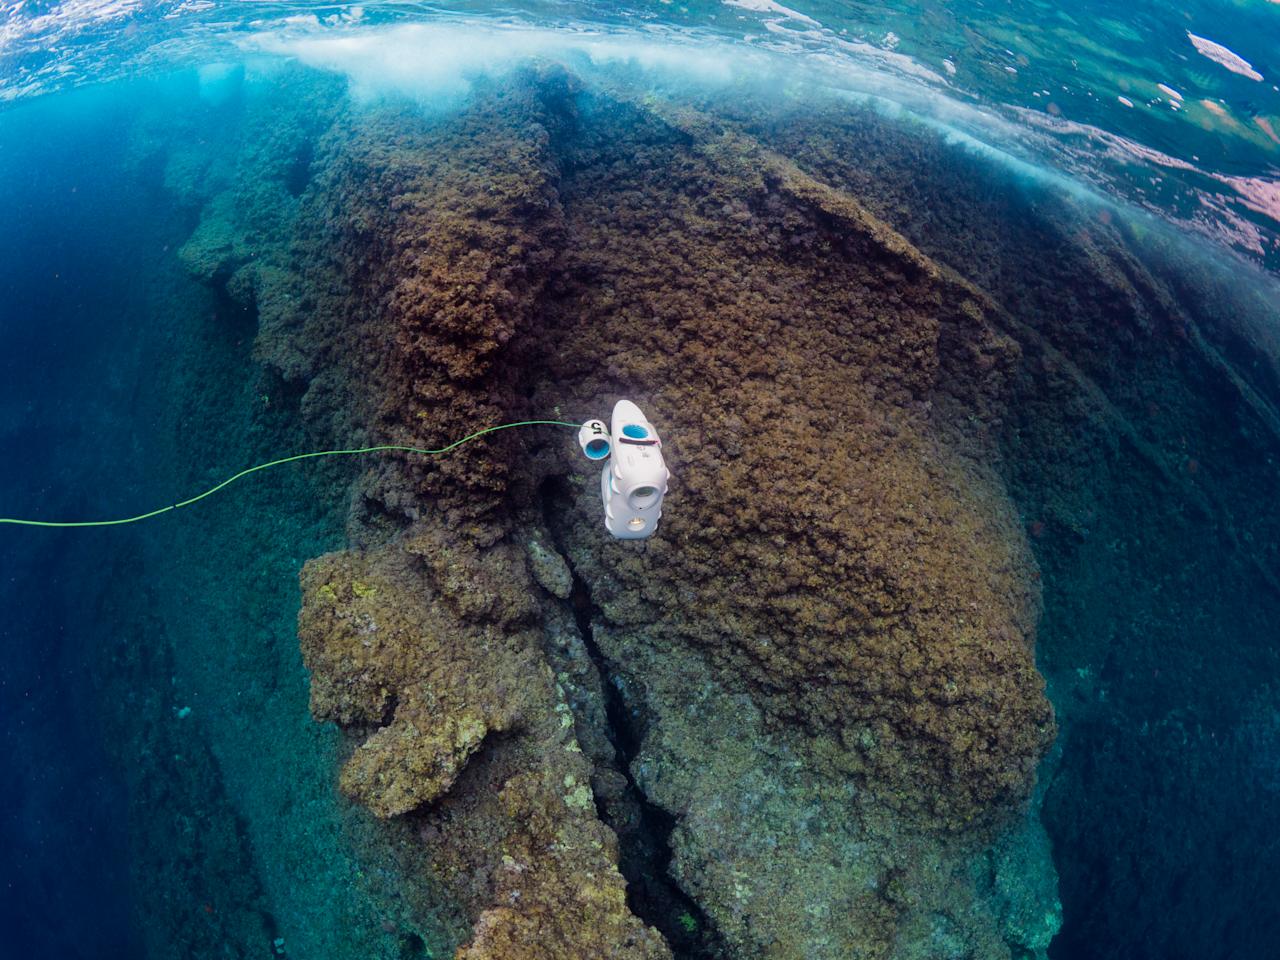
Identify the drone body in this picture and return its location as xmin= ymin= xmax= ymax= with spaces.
xmin=577 ymin=400 xmax=670 ymax=540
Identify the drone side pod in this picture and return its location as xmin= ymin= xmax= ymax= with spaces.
xmin=578 ymin=419 xmax=611 ymax=461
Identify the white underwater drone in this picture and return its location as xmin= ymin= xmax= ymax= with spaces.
xmin=577 ymin=400 xmax=670 ymax=540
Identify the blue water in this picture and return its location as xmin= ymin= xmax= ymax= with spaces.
xmin=3 ymin=1 xmax=1278 ymax=264
xmin=1 ymin=3 xmax=1279 ymax=960
xmin=0 ymin=88 xmax=151 ymax=958
xmin=0 ymin=79 xmax=385 ymax=958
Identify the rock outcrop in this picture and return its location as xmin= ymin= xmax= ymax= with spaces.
xmin=176 ymin=63 xmax=1069 ymax=959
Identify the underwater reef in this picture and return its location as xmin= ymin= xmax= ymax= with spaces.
xmin=110 ymin=58 xmax=1280 ymax=960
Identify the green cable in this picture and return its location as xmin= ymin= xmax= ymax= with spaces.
xmin=0 ymin=419 xmax=581 ymax=529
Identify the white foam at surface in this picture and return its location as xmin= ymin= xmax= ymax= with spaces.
xmin=246 ymin=20 xmax=1074 ymax=203
xmin=1187 ymin=32 xmax=1263 ymax=82
xmin=723 ymin=0 xmax=820 ymax=28
xmin=243 ymin=22 xmax=745 ymax=104
xmin=830 ymin=36 xmax=948 ymax=85
xmin=0 ymin=0 xmax=144 ymax=53
xmin=1 ymin=4 xmax=1274 ymax=269
xmin=1013 ymin=108 xmax=1201 ymax=172
xmin=1195 ymin=193 xmax=1269 ymax=255
xmin=1218 ymin=175 xmax=1280 ymax=221
xmin=256 ymin=16 xmax=1267 ymax=266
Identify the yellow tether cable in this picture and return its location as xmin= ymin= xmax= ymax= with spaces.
xmin=0 ymin=419 xmax=579 ymax=528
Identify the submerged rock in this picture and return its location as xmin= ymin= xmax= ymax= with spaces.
xmin=524 ymin=534 xmax=574 ymax=600
xmin=299 ymin=540 xmax=671 ymax=958
xmin=176 ymin=62 xmax=1077 ymax=959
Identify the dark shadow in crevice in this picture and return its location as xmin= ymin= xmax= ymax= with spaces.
xmin=399 ymin=932 xmax=427 ymax=959
xmin=211 ymin=278 xmax=260 ymax=344
xmin=538 ymin=475 xmax=726 ymax=960
xmin=285 ymin=140 xmax=315 ymax=198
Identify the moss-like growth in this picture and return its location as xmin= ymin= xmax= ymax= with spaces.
xmin=299 ymin=541 xmax=669 ymax=958
xmin=187 ymin=64 xmax=1074 ymax=959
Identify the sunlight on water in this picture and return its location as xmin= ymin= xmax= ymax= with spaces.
xmin=3 ymin=1 xmax=1276 ymax=262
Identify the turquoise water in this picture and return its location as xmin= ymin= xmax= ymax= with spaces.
xmin=1 ymin=3 xmax=1278 ymax=960
xmin=4 ymin=1 xmax=1278 ymax=264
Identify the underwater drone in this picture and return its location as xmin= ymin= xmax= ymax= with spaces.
xmin=577 ymin=400 xmax=670 ymax=540
xmin=2 ymin=405 xmax=670 ymax=535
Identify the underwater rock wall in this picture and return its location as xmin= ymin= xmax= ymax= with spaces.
xmin=523 ymin=90 xmax=1055 ymax=829
xmin=168 ymin=66 xmax=1065 ymax=960
xmin=717 ymin=93 xmax=1280 ymax=959
xmin=161 ymin=60 xmax=1278 ymax=960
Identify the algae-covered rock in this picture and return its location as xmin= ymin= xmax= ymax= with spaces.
xmin=526 ymin=92 xmax=1054 ymax=833
xmin=176 ymin=195 xmax=238 ymax=283
xmin=340 ymin=705 xmax=494 ymax=818
xmin=183 ymin=63 xmax=1066 ymax=960
xmin=524 ymin=534 xmax=574 ymax=600
xmin=298 ymin=536 xmax=671 ymax=959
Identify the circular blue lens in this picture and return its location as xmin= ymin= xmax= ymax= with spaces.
xmin=622 ymin=424 xmax=649 ymax=440
xmin=586 ymin=439 xmax=610 ymax=459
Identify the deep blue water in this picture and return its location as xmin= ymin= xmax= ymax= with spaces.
xmin=0 ymin=89 xmax=151 ymax=958
xmin=1 ymin=3 xmax=1279 ymax=960
xmin=0 ymin=81 xmax=368 ymax=958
